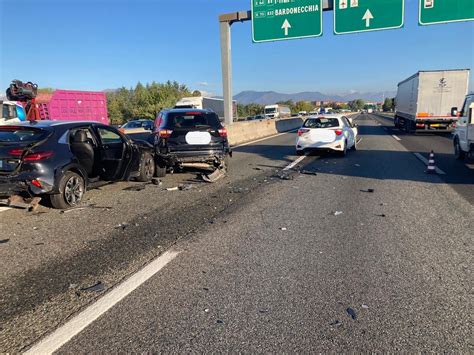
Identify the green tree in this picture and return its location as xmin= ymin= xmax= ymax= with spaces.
xmin=294 ymin=101 xmax=313 ymax=113
xmin=348 ymin=99 xmax=365 ymax=111
xmin=192 ymin=90 xmax=202 ymax=97
xmin=383 ymin=98 xmax=394 ymax=112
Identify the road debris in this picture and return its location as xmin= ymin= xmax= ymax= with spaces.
xmin=123 ymin=184 xmax=147 ymax=191
xmin=202 ymin=168 xmax=226 ymax=183
xmin=375 ymin=214 xmax=386 ymax=218
xmin=360 ymin=189 xmax=375 ymax=193
xmin=253 ymin=167 xmax=263 ymax=171
xmin=0 ymin=239 xmax=10 ymax=244
xmin=115 ymin=223 xmax=130 ymax=230
xmin=362 ymin=304 xmax=369 ymax=309
xmin=216 ymin=319 xmax=224 ymax=324
xmin=60 ymin=204 xmax=112 ymax=214
xmin=204 ymin=308 xmax=210 ymax=313
xmin=166 ymin=187 xmax=179 ymax=191
xmin=329 ymin=320 xmax=342 ymax=326
xmin=80 ymin=281 xmax=105 ymax=293
xmin=1 ymin=195 xmax=42 ymax=212
xmin=280 ymin=227 xmax=287 ymax=231
xmin=299 ymin=170 xmax=318 ymax=176
xmin=334 ymin=211 xmax=343 ymax=216
xmin=179 ymin=184 xmax=194 ymax=191
xmin=354 ymin=164 xmax=361 ymax=167
xmin=151 ymin=178 xmax=163 ymax=186
xmin=346 ymin=307 xmax=357 ymax=320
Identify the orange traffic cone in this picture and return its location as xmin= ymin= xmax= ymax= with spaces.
xmin=426 ymin=151 xmax=437 ymax=174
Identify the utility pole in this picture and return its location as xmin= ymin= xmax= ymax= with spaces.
xmin=219 ymin=1 xmax=334 ymax=125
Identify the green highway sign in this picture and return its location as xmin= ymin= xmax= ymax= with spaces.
xmin=251 ymin=0 xmax=322 ymax=43
xmin=334 ymin=0 xmax=405 ymax=35
xmin=419 ymin=0 xmax=474 ymax=26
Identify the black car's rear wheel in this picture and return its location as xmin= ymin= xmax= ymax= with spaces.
xmin=136 ymin=152 xmax=155 ymax=182
xmin=50 ymin=171 xmax=85 ymax=209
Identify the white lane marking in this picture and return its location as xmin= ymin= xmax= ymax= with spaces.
xmin=232 ymin=129 xmax=298 ymax=148
xmin=25 ymin=250 xmax=180 ymax=354
xmin=357 ymin=137 xmax=363 ymax=144
xmin=413 ymin=153 xmax=446 ymax=175
xmin=392 ymin=135 xmax=401 ymax=141
xmin=283 ymin=155 xmax=307 ymax=171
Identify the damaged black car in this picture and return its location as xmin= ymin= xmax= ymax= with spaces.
xmin=0 ymin=121 xmax=155 ymax=209
xmin=152 ymin=109 xmax=231 ymax=177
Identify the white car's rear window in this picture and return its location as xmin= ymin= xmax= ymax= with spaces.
xmin=303 ymin=118 xmax=340 ymax=129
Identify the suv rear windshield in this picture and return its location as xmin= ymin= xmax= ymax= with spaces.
xmin=0 ymin=127 xmax=49 ymax=143
xmin=303 ymin=118 xmax=340 ymax=129
xmin=165 ymin=112 xmax=220 ymax=129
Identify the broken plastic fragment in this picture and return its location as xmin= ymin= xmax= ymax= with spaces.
xmin=0 ymin=239 xmax=10 ymax=244
xmin=346 ymin=307 xmax=357 ymax=320
xmin=280 ymin=227 xmax=287 ymax=231
xmin=166 ymin=187 xmax=179 ymax=191
xmin=360 ymin=189 xmax=374 ymax=193
xmin=80 ymin=281 xmax=105 ymax=293
xmin=362 ymin=304 xmax=369 ymax=309
xmin=334 ymin=211 xmax=343 ymax=216
xmin=151 ymin=178 xmax=162 ymax=186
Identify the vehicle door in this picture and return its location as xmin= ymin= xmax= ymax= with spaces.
xmin=457 ymin=96 xmax=473 ymax=148
xmin=341 ymin=117 xmax=355 ymax=147
xmin=94 ymin=126 xmax=131 ymax=181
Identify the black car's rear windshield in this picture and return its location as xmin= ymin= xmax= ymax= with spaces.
xmin=165 ymin=112 xmax=220 ymax=129
xmin=303 ymin=118 xmax=340 ymax=129
xmin=0 ymin=126 xmax=49 ymax=143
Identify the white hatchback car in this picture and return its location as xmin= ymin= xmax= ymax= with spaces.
xmin=296 ymin=115 xmax=358 ymax=156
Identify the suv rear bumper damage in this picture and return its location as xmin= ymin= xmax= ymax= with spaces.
xmin=157 ymin=149 xmax=229 ymax=166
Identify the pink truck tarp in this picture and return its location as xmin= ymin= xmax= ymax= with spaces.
xmin=36 ymin=90 xmax=109 ymax=125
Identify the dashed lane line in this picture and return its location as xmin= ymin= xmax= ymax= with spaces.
xmin=392 ymin=135 xmax=401 ymax=141
xmin=413 ymin=153 xmax=447 ymax=175
xmin=25 ymin=250 xmax=180 ymax=354
xmin=283 ymin=154 xmax=307 ymax=171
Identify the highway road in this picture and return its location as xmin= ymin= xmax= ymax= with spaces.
xmin=1 ymin=115 xmax=472 ymax=352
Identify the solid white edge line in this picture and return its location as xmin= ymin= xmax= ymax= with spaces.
xmin=413 ymin=153 xmax=446 ymax=175
xmin=232 ymin=129 xmax=298 ymax=149
xmin=25 ymin=250 xmax=180 ymax=355
xmin=283 ymin=155 xmax=307 ymax=171
xmin=392 ymin=135 xmax=401 ymax=141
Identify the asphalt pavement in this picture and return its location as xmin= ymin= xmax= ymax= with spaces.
xmin=1 ymin=115 xmax=473 ymax=352
xmin=370 ymin=113 xmax=474 ymax=204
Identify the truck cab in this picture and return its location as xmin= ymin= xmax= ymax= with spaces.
xmin=453 ymin=94 xmax=474 ymax=160
xmin=0 ymin=100 xmax=25 ymax=125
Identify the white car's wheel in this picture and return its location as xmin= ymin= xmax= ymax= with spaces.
xmin=338 ymin=140 xmax=348 ymax=157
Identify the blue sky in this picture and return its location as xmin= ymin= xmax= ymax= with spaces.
xmin=1 ymin=0 xmax=473 ymax=96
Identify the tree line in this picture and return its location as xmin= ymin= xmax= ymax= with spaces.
xmin=106 ymin=81 xmax=201 ymax=125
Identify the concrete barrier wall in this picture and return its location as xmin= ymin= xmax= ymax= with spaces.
xmin=227 ymin=118 xmax=303 ymax=146
xmin=227 ymin=113 xmax=360 ymax=146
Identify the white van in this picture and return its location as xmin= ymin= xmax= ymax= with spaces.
xmin=453 ymin=94 xmax=474 ymax=160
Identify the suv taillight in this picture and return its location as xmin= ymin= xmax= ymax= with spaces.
xmin=218 ymin=128 xmax=227 ymax=137
xmin=297 ymin=128 xmax=309 ymax=136
xmin=335 ymin=129 xmax=343 ymax=136
xmin=158 ymin=129 xmax=173 ymax=138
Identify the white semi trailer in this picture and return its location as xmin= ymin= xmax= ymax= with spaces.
xmin=174 ymin=96 xmax=237 ymax=121
xmin=394 ymin=69 xmax=469 ymax=133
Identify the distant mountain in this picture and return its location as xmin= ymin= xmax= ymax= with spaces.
xmin=234 ymin=90 xmax=396 ymax=105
